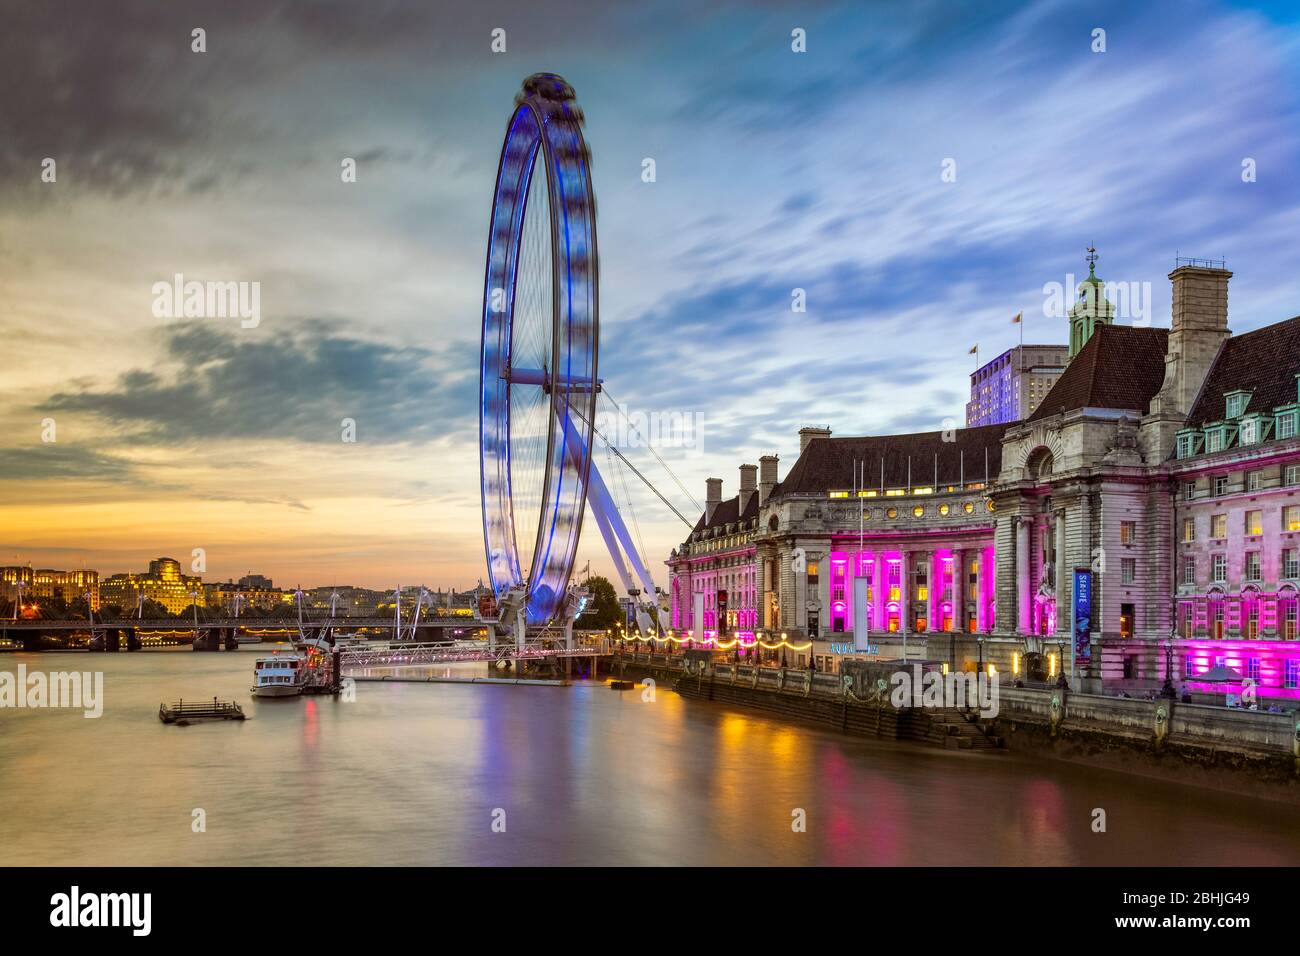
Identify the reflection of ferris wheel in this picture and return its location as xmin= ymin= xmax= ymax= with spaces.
xmin=481 ymin=73 xmax=680 ymax=638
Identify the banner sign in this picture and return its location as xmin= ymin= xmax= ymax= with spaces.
xmin=716 ymin=589 xmax=729 ymax=636
xmin=692 ymin=591 xmax=705 ymax=637
xmin=853 ymin=576 xmax=871 ymax=651
xmin=1073 ymin=568 xmax=1092 ymax=664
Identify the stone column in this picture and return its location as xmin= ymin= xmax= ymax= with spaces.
xmin=924 ymin=551 xmax=936 ymax=633
xmin=899 ymin=550 xmax=911 ymax=642
xmin=975 ymin=546 xmax=987 ymax=633
xmin=814 ymin=550 xmax=830 ymax=639
xmin=952 ymin=548 xmax=965 ymax=632
xmin=1016 ymin=517 xmax=1031 ymax=635
xmin=1054 ymin=511 xmax=1068 ymax=635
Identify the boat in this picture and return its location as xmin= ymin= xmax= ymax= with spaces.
xmin=250 ymin=652 xmax=306 ymax=698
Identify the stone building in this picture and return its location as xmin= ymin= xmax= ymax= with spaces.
xmin=667 ymin=255 xmax=1300 ymax=700
xmin=666 ymin=462 xmax=764 ymax=636
xmin=101 ymin=557 xmax=203 ymax=615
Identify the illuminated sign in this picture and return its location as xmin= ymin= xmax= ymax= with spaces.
xmin=831 ymin=642 xmax=880 ymax=656
xmin=1073 ymin=568 xmax=1092 ymax=664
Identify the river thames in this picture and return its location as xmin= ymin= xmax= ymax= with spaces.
xmin=2 ymin=649 xmax=1298 ymax=866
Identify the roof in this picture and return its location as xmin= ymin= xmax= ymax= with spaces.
xmin=770 ymin=422 xmax=1009 ymax=497
xmin=690 ymin=488 xmax=760 ymax=535
xmin=1027 ymin=324 xmax=1169 ymax=422
xmin=1185 ymin=315 xmax=1300 ymax=427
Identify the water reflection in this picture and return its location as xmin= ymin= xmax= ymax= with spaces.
xmin=0 ymin=652 xmax=1296 ymax=866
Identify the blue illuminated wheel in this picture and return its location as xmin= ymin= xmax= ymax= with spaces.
xmin=480 ymin=73 xmax=598 ymax=625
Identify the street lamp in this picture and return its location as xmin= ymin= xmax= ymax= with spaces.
xmin=1161 ymin=632 xmax=1178 ymax=700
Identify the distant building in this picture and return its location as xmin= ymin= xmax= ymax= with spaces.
xmin=966 ymin=345 xmax=1069 ymax=426
xmin=101 ymin=557 xmax=202 ymax=614
xmin=0 ymin=566 xmax=99 ymax=611
xmin=204 ymin=579 xmax=286 ymax=613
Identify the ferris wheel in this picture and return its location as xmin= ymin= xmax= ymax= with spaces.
xmin=479 ymin=74 xmax=675 ymax=638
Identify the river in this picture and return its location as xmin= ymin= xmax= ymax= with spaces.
xmin=1 ymin=648 xmax=1297 ymax=866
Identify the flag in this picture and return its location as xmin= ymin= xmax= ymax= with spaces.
xmin=968 ymin=344 xmax=978 ymax=355
xmin=1011 ymin=312 xmax=1022 ymax=324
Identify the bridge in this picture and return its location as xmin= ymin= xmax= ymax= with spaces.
xmin=338 ymin=637 xmax=613 ymax=670
xmin=0 ymin=617 xmax=481 ymax=633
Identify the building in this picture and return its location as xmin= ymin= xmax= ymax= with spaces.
xmin=1168 ymin=313 xmax=1300 ymax=692
xmin=666 ymin=461 xmax=764 ymax=638
xmin=100 ymin=557 xmax=203 ymax=615
xmin=1 ymin=566 xmax=100 ymax=612
xmin=668 ymin=424 xmax=1004 ymax=672
xmin=203 ymin=579 xmax=287 ymax=613
xmin=966 ymin=345 xmax=1069 ymax=426
xmin=989 ymin=260 xmax=1300 ymax=700
xmin=668 ymin=254 xmax=1300 ymax=701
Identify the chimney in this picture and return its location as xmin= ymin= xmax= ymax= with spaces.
xmin=738 ymin=463 xmax=757 ymax=514
xmin=1157 ymin=263 xmax=1232 ymax=415
xmin=705 ymin=477 xmax=723 ymax=522
xmin=799 ymin=425 xmax=832 ymax=454
xmin=758 ymin=454 xmax=779 ymax=505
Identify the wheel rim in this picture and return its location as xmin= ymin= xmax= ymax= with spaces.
xmin=480 ymin=74 xmax=598 ymax=626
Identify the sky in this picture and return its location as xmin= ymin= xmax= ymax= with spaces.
xmin=2 ymin=0 xmax=1299 ymax=592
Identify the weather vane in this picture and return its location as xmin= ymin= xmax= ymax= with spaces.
xmin=1086 ymin=243 xmax=1098 ymax=271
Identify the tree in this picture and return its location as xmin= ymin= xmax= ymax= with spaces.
xmin=581 ymin=575 xmax=624 ymax=631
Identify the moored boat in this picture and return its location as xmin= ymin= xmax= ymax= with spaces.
xmin=250 ymin=653 xmax=305 ymax=698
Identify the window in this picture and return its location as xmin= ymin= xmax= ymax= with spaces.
xmin=1185 ymin=656 xmax=1197 ymax=678
xmin=1211 ymin=514 xmax=1227 ymax=539
xmin=886 ymin=507 xmax=897 ymax=519
xmin=829 ymin=491 xmax=849 ymax=499
xmin=1182 ymin=558 xmax=1196 ymax=586
xmin=1287 ymin=464 xmax=1300 ymax=486
xmin=1285 ymin=600 xmax=1299 ymax=641
xmin=963 ymin=502 xmax=974 ymax=514
xmin=1176 ymin=433 xmax=1195 ymax=459
xmin=1182 ymin=518 xmax=1196 ymax=542
xmin=1206 ymin=430 xmax=1224 ymax=453
xmin=1225 ymin=392 xmax=1249 ymax=418
xmin=1212 ymin=554 xmax=1227 ymax=583
xmin=1119 ymin=603 xmax=1134 ymax=639
xmin=1284 ymin=505 xmax=1300 ymax=532
xmin=1183 ymin=482 xmax=1196 ymax=501
xmin=938 ymin=503 xmax=950 ymax=516
xmin=1278 ymin=412 xmax=1298 ymax=441
xmin=1121 ymin=558 xmax=1136 ymax=584
xmin=1213 ymin=476 xmax=1229 ymax=496
xmin=1240 ymin=419 xmax=1258 ymax=445
xmin=1246 ymin=657 xmax=1261 ymax=680
xmin=1120 ymin=521 xmax=1136 ymax=545
xmin=1285 ymin=550 xmax=1299 ymax=579
xmin=807 ymin=563 xmax=818 ymax=585
xmin=1245 ymin=552 xmax=1261 ymax=581
xmin=1246 ymin=470 xmax=1263 ymax=491
xmin=1245 ymin=510 xmax=1263 ymax=536
xmin=912 ymin=506 xmax=925 ymax=518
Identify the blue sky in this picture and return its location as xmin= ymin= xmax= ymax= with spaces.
xmin=2 ymin=0 xmax=1299 ymax=589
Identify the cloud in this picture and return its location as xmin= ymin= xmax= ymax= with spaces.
xmin=0 ymin=445 xmax=138 ymax=482
xmin=42 ymin=320 xmax=475 ymax=445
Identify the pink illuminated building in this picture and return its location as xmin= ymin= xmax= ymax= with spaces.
xmin=667 ymin=256 xmax=1300 ymax=699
